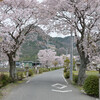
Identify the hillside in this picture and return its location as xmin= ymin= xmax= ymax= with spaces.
xmin=20 ymin=26 xmax=78 ymax=61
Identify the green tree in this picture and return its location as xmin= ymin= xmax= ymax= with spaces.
xmin=73 ymin=58 xmax=76 ymax=70
xmin=64 ymin=57 xmax=76 ymax=71
xmin=64 ymin=57 xmax=70 ymax=71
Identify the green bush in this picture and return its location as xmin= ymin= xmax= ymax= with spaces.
xmin=39 ymin=68 xmax=43 ymax=74
xmin=51 ymin=67 xmax=62 ymax=71
xmin=65 ymin=71 xmax=70 ymax=79
xmin=28 ymin=69 xmax=34 ymax=76
xmin=42 ymin=68 xmax=49 ymax=72
xmin=83 ymin=75 xmax=99 ymax=97
xmin=17 ymin=72 xmax=24 ymax=80
xmin=0 ymin=74 xmax=11 ymax=87
xmin=38 ymin=67 xmax=62 ymax=74
xmin=50 ymin=67 xmax=56 ymax=71
xmin=48 ymin=68 xmax=50 ymax=71
xmin=39 ymin=68 xmax=50 ymax=74
xmin=73 ymin=75 xmax=78 ymax=84
xmin=64 ymin=67 xmax=67 ymax=73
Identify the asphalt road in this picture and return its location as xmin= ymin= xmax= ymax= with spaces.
xmin=3 ymin=69 xmax=96 ymax=100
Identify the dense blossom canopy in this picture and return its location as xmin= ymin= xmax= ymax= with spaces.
xmin=38 ymin=49 xmax=64 ymax=67
xmin=41 ymin=0 xmax=100 ymax=63
xmin=0 ymin=0 xmax=41 ymax=60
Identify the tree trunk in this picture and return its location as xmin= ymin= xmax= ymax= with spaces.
xmin=8 ymin=54 xmax=17 ymax=82
xmin=76 ymin=40 xmax=89 ymax=85
xmin=78 ymin=58 xmax=87 ymax=85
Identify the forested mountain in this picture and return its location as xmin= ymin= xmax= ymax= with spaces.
xmin=20 ymin=26 xmax=78 ymax=61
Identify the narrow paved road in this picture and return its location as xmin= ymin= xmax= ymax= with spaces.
xmin=3 ymin=69 xmax=96 ymax=100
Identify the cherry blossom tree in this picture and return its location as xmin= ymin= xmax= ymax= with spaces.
xmin=38 ymin=49 xmax=56 ymax=68
xmin=54 ymin=56 xmax=64 ymax=67
xmin=38 ymin=49 xmax=64 ymax=68
xmin=42 ymin=0 xmax=100 ymax=85
xmin=0 ymin=0 xmax=41 ymax=81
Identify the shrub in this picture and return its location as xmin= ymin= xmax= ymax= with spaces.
xmin=28 ymin=69 xmax=34 ymax=76
xmin=0 ymin=74 xmax=11 ymax=87
xmin=50 ymin=67 xmax=55 ymax=71
xmin=42 ymin=68 xmax=49 ymax=72
xmin=65 ymin=71 xmax=70 ymax=79
xmin=39 ymin=68 xmax=50 ymax=74
xmin=73 ymin=75 xmax=78 ymax=84
xmin=48 ymin=68 xmax=50 ymax=71
xmin=38 ymin=67 xmax=62 ymax=74
xmin=83 ymin=75 xmax=99 ymax=97
xmin=51 ymin=67 xmax=62 ymax=71
xmin=39 ymin=68 xmax=43 ymax=74
xmin=64 ymin=67 xmax=67 ymax=73
xmin=17 ymin=72 xmax=24 ymax=80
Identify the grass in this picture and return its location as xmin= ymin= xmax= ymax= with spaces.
xmin=73 ymin=71 xmax=99 ymax=76
xmin=0 ymin=72 xmax=9 ymax=75
xmin=72 ymin=71 xmax=99 ymax=91
xmin=86 ymin=71 xmax=99 ymax=75
xmin=64 ymin=70 xmax=99 ymax=97
xmin=0 ymin=80 xmax=26 ymax=99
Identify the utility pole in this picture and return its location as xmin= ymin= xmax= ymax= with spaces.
xmin=66 ymin=48 xmax=68 ymax=56
xmin=46 ymin=34 xmax=49 ymax=50
xmin=47 ymin=37 xmax=49 ymax=49
xmin=0 ymin=38 xmax=3 ymax=62
xmin=70 ymin=29 xmax=73 ymax=82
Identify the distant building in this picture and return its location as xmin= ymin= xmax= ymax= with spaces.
xmin=0 ymin=61 xmax=9 ymax=68
xmin=16 ymin=61 xmax=41 ymax=68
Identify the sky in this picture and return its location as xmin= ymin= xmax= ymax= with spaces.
xmin=49 ymin=32 xmax=69 ymax=38
xmin=39 ymin=25 xmax=69 ymax=38
xmin=37 ymin=0 xmax=44 ymax=3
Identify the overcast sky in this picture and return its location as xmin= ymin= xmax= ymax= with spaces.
xmin=37 ymin=0 xmax=44 ymax=3
xmin=49 ymin=32 xmax=69 ymax=38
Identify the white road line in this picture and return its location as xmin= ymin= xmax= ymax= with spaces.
xmin=52 ymin=83 xmax=67 ymax=89
xmin=26 ymin=78 xmax=32 ymax=83
xmin=59 ymin=86 xmax=67 ymax=89
xmin=26 ymin=78 xmax=33 ymax=83
xmin=62 ymin=74 xmax=68 ymax=84
xmin=52 ymin=83 xmax=66 ymax=87
xmin=52 ymin=89 xmax=72 ymax=93
xmin=26 ymin=80 xmax=30 ymax=83
xmin=52 ymin=83 xmax=60 ymax=87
